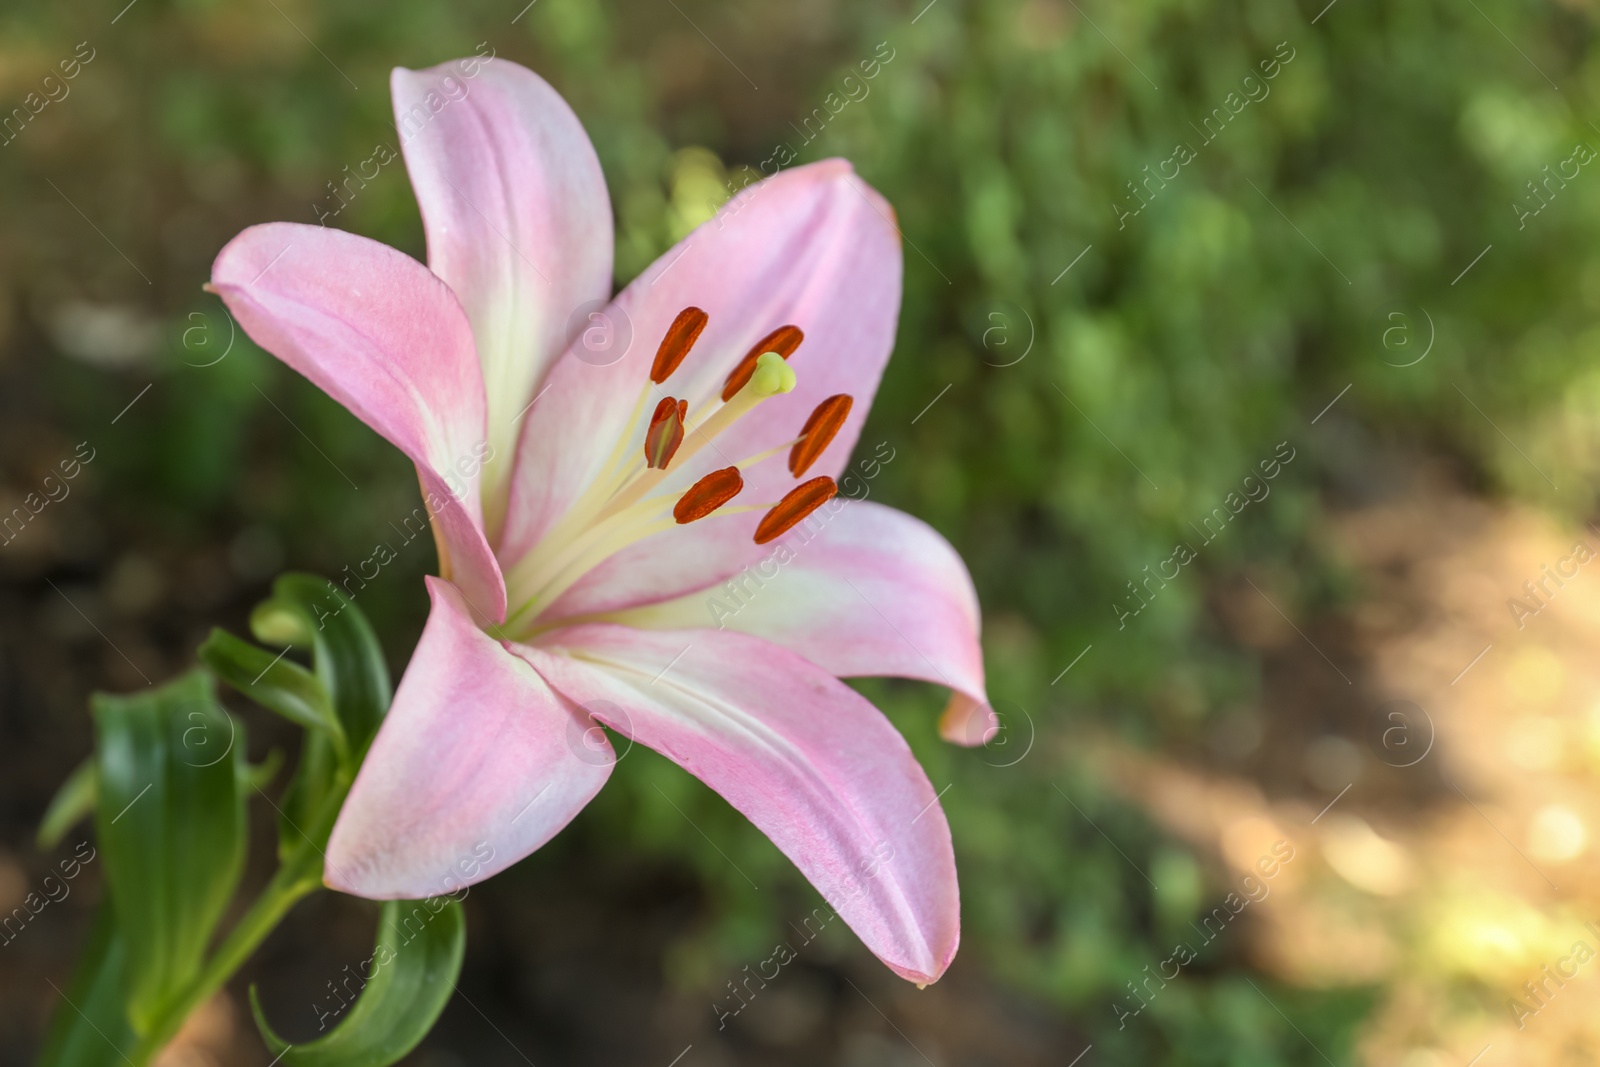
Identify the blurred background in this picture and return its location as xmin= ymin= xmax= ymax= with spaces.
xmin=4 ymin=0 xmax=1600 ymax=1063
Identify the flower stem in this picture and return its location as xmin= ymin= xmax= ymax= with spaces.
xmin=128 ymin=861 xmax=319 ymax=1063
xmin=128 ymin=778 xmax=348 ymax=1065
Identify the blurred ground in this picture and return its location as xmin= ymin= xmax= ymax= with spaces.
xmin=1091 ymin=452 xmax=1600 ymax=1067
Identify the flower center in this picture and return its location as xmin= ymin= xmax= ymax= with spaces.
xmin=499 ymin=308 xmax=850 ymax=636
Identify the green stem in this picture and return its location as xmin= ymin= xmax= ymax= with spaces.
xmin=129 ymin=776 xmax=350 ymax=1065
xmin=128 ymin=860 xmax=319 ymax=1064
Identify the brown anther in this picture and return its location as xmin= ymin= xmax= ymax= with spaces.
xmin=721 ymin=325 xmax=804 ymax=401
xmin=788 ymin=394 xmax=853 ymax=476
xmin=674 ymin=466 xmax=744 ymax=524
xmin=644 ymin=397 xmax=688 ymax=470
xmin=754 ymin=476 xmax=837 ymax=544
xmin=651 ymin=307 xmax=709 ymax=384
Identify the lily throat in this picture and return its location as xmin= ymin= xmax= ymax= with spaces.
xmin=497 ymin=306 xmax=850 ymax=637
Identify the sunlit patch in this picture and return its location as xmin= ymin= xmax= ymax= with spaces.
xmin=1319 ymin=815 xmax=1413 ymax=896
xmin=1220 ymin=815 xmax=1281 ymax=868
xmin=1528 ymin=804 xmax=1587 ymax=862
xmin=1508 ymin=715 xmax=1565 ymax=772
xmin=1423 ymin=889 xmax=1551 ymax=981
xmin=1506 ymin=645 xmax=1564 ymax=705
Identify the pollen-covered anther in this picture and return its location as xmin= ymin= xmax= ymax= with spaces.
xmin=644 ymin=397 xmax=688 ymax=470
xmin=788 ymin=394 xmax=853 ymax=476
xmin=674 ymin=466 xmax=744 ymax=524
xmin=650 ymin=306 xmax=709 ymax=384
xmin=722 ymin=325 xmax=804 ymax=400
xmin=754 ymin=476 xmax=837 ymax=544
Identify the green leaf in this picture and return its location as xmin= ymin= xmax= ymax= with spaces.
xmin=38 ymin=756 xmax=96 ymax=851
xmin=93 ymin=670 xmax=248 ymax=1034
xmin=38 ymin=902 xmax=136 ymax=1067
xmin=240 ymin=574 xmax=391 ymax=860
xmin=252 ymin=574 xmax=391 ymax=763
xmin=250 ymin=897 xmax=466 ymax=1066
xmin=200 ymin=627 xmax=345 ymax=757
xmin=278 ymin=727 xmax=341 ymax=863
xmin=245 ymin=747 xmax=286 ymax=791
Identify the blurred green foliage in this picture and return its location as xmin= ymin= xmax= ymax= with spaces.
xmin=4 ymin=0 xmax=1599 ymax=1061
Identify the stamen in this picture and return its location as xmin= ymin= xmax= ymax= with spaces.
xmin=651 ymin=307 xmax=709 ymax=384
xmin=644 ymin=397 xmax=687 ymax=469
xmin=502 ymin=318 xmax=813 ymax=635
xmin=735 ymin=436 xmax=803 ymax=471
xmin=788 ymin=394 xmax=853 ymax=476
xmin=721 ymin=325 xmax=803 ymax=400
xmin=754 ymin=476 xmax=837 ymax=543
xmin=603 ymin=351 xmax=798 ymax=519
xmin=674 ymin=466 xmax=744 ymax=524
xmin=509 ymin=504 xmax=678 ymax=627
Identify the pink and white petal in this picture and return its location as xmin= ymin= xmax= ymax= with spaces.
xmin=520 ymin=625 xmax=959 ymax=984
xmin=499 ymin=159 xmax=903 ymax=576
xmin=211 ymin=223 xmax=506 ymax=621
xmin=605 ymin=500 xmax=996 ymax=745
xmin=325 ymin=577 xmax=611 ymax=899
xmin=393 ymin=59 xmax=613 ymax=529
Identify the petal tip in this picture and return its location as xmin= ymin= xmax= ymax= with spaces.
xmin=885 ymin=934 xmax=958 ymax=985
xmin=939 ymin=691 xmax=999 ymax=746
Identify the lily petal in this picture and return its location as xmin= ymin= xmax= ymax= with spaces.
xmin=521 ymin=624 xmax=960 ymax=984
xmin=211 ymin=223 xmax=506 ymax=621
xmin=611 ymin=500 xmax=996 ymax=745
xmin=393 ymin=58 xmax=613 ymax=533
xmin=500 ymin=159 xmax=902 ymax=592
xmin=325 ymin=577 xmax=611 ymax=899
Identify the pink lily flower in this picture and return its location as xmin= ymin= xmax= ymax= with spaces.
xmin=209 ymin=56 xmax=991 ymax=985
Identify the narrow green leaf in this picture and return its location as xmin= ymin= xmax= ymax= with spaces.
xmin=250 ymin=597 xmax=315 ymax=648
xmin=278 ymin=728 xmax=340 ymax=863
xmin=93 ymin=670 xmax=248 ymax=1034
xmin=250 ymin=897 xmax=466 ymax=1067
xmin=200 ymin=627 xmax=345 ymax=755
xmin=245 ymin=748 xmax=286 ymax=791
xmin=252 ymin=574 xmax=391 ymax=764
xmin=238 ymin=574 xmax=390 ymax=861
xmin=37 ymin=756 xmax=96 ymax=851
xmin=38 ymin=902 xmax=137 ymax=1067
